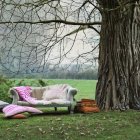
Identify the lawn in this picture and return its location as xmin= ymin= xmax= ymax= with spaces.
xmin=11 ymin=79 xmax=97 ymax=100
xmin=0 ymin=79 xmax=140 ymax=140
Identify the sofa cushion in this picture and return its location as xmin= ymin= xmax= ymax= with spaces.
xmin=31 ymin=87 xmax=46 ymax=100
xmin=3 ymin=104 xmax=42 ymax=117
xmin=50 ymin=99 xmax=71 ymax=104
xmin=42 ymin=84 xmax=69 ymax=101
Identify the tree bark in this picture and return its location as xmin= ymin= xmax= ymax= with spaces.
xmin=96 ymin=0 xmax=140 ymax=110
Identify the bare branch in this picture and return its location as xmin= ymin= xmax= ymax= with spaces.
xmin=0 ymin=20 xmax=101 ymax=26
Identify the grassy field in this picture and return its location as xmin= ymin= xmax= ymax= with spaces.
xmin=0 ymin=79 xmax=140 ymax=140
xmin=11 ymin=79 xmax=97 ymax=100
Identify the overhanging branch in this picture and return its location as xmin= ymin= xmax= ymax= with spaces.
xmin=0 ymin=20 xmax=101 ymax=26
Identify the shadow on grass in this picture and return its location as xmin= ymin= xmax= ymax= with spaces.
xmin=29 ymin=110 xmax=83 ymax=117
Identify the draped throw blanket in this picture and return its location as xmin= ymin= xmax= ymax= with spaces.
xmin=14 ymin=86 xmax=51 ymax=105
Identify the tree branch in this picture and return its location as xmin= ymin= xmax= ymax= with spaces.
xmin=88 ymin=25 xmax=100 ymax=34
xmin=0 ymin=20 xmax=101 ymax=26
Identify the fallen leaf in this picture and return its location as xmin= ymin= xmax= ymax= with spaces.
xmin=39 ymin=128 xmax=43 ymax=132
xmin=80 ymin=132 xmax=85 ymax=136
xmin=65 ymin=133 xmax=68 ymax=135
xmin=56 ymin=118 xmax=61 ymax=121
xmin=51 ymin=127 xmax=54 ymax=131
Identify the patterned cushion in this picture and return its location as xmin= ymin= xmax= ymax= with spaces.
xmin=3 ymin=104 xmax=42 ymax=117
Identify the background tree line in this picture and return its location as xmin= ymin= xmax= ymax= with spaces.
xmin=2 ymin=64 xmax=98 ymax=80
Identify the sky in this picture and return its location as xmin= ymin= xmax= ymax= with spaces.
xmin=0 ymin=0 xmax=100 ymax=73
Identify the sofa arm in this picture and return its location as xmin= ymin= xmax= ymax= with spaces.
xmin=67 ymin=87 xmax=77 ymax=101
xmin=67 ymin=87 xmax=77 ymax=114
xmin=9 ymin=88 xmax=20 ymax=104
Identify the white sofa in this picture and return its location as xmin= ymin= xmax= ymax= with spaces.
xmin=9 ymin=84 xmax=77 ymax=113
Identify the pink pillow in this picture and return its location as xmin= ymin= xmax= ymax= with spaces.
xmin=2 ymin=104 xmax=42 ymax=117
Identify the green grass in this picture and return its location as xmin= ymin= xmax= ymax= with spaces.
xmin=0 ymin=110 xmax=140 ymax=140
xmin=0 ymin=79 xmax=140 ymax=140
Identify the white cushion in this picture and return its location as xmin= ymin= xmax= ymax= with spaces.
xmin=50 ymin=99 xmax=71 ymax=104
xmin=42 ymin=84 xmax=70 ymax=101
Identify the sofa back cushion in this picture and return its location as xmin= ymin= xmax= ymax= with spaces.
xmin=31 ymin=87 xmax=46 ymax=100
xmin=42 ymin=84 xmax=69 ymax=101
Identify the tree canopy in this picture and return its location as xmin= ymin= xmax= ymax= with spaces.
xmin=0 ymin=0 xmax=101 ymax=74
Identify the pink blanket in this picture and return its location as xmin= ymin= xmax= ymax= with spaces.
xmin=14 ymin=86 xmax=51 ymax=105
xmin=3 ymin=104 xmax=43 ymax=117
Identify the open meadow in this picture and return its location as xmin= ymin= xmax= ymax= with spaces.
xmin=0 ymin=79 xmax=140 ymax=140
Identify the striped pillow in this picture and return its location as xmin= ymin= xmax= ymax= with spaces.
xmin=3 ymin=104 xmax=42 ymax=117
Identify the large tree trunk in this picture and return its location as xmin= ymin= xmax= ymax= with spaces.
xmin=96 ymin=0 xmax=140 ymax=110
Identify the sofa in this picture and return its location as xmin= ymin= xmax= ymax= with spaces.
xmin=9 ymin=84 xmax=77 ymax=113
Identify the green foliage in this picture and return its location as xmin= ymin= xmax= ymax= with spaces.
xmin=0 ymin=77 xmax=49 ymax=103
xmin=0 ymin=75 xmax=13 ymax=103
xmin=38 ymin=79 xmax=48 ymax=87
xmin=8 ymin=68 xmax=98 ymax=80
xmin=12 ymin=79 xmax=48 ymax=87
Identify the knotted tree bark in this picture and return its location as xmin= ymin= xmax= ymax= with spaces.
xmin=96 ymin=0 xmax=140 ymax=110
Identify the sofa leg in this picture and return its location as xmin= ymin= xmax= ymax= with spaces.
xmin=68 ymin=106 xmax=71 ymax=113
xmin=54 ymin=107 xmax=57 ymax=111
xmin=68 ymin=106 xmax=74 ymax=114
xmin=70 ymin=110 xmax=74 ymax=114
